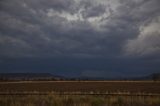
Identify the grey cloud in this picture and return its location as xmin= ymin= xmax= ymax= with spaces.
xmin=124 ymin=16 xmax=160 ymax=56
xmin=113 ymin=0 xmax=160 ymax=57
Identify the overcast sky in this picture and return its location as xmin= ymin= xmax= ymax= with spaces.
xmin=0 ymin=0 xmax=160 ymax=78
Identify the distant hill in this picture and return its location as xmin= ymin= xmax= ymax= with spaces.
xmin=0 ymin=73 xmax=64 ymax=81
xmin=127 ymin=73 xmax=160 ymax=81
xmin=0 ymin=73 xmax=160 ymax=81
xmin=149 ymin=73 xmax=160 ymax=81
xmin=77 ymin=73 xmax=160 ymax=81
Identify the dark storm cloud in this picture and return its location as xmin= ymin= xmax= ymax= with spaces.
xmin=0 ymin=0 xmax=160 ymax=77
xmin=0 ymin=0 xmax=109 ymax=57
xmin=79 ymin=1 xmax=107 ymax=18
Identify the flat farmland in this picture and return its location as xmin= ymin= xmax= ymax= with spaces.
xmin=0 ymin=81 xmax=160 ymax=94
xmin=0 ymin=81 xmax=160 ymax=106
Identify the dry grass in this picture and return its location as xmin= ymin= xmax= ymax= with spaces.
xmin=0 ymin=94 xmax=160 ymax=106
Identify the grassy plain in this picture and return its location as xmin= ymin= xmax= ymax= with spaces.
xmin=0 ymin=81 xmax=160 ymax=106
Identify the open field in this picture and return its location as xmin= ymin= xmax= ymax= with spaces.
xmin=0 ymin=81 xmax=160 ymax=106
xmin=0 ymin=81 xmax=160 ymax=94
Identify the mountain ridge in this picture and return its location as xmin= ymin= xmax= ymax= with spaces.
xmin=0 ymin=73 xmax=160 ymax=81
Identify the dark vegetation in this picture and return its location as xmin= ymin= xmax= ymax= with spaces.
xmin=0 ymin=73 xmax=64 ymax=81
